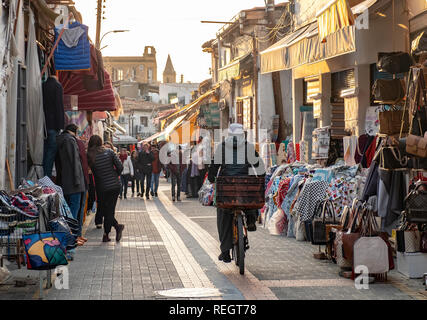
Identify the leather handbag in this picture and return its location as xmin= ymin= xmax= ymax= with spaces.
xmin=372 ymin=79 xmax=405 ymax=103
xmin=406 ymin=134 xmax=427 ymax=158
xmin=404 ymin=182 xmax=427 ymax=223
xmin=378 ymin=146 xmax=408 ymax=170
xmin=312 ymin=200 xmax=339 ymax=245
xmin=377 ymin=52 xmax=413 ymax=74
xmin=379 ymin=110 xmax=409 ymax=135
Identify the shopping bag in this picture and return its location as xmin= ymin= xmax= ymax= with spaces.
xmin=22 ymin=232 xmax=68 ymax=270
xmin=353 ymin=236 xmax=389 ymax=274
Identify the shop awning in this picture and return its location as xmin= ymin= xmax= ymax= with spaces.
xmin=260 ymin=21 xmax=356 ymax=74
xmin=218 ymin=53 xmax=252 ymax=82
xmin=113 ymin=135 xmax=138 ymax=145
xmin=316 ymin=0 xmax=355 ymax=42
xmin=259 ymin=0 xmax=381 ymax=74
xmin=59 ymin=69 xmax=116 ymax=111
xmin=143 ymin=114 xmax=187 ymax=143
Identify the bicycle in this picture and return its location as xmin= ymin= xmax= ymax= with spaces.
xmin=215 ymin=175 xmax=265 ymax=276
xmin=231 ymin=209 xmax=250 ymax=275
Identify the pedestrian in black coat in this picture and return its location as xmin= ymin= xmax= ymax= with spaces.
xmin=87 ymin=135 xmax=125 ymax=242
xmin=137 ymin=143 xmax=154 ymax=199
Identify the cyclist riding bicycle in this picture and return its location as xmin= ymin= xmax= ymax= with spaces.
xmin=208 ymin=123 xmax=265 ymax=263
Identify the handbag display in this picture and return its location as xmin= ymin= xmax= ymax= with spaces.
xmin=379 ymin=110 xmax=409 ymax=135
xmin=311 ymin=200 xmax=339 ymax=245
xmin=378 ymin=146 xmax=408 ymax=170
xmin=404 ymin=182 xmax=427 ymax=223
xmin=377 ymin=52 xmax=413 ymax=74
xmin=22 ymin=232 xmax=68 ymax=270
xmin=48 ymin=216 xmax=77 ymax=250
xmin=406 ymin=134 xmax=427 ymax=158
xmin=372 ymin=79 xmax=405 ymax=103
xmin=353 ymin=236 xmax=389 ymax=274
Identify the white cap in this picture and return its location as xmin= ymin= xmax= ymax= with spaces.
xmin=228 ymin=123 xmax=244 ymax=135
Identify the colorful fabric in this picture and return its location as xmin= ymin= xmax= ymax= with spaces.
xmin=11 ymin=193 xmax=38 ymax=217
xmin=297 ymin=179 xmax=328 ymax=221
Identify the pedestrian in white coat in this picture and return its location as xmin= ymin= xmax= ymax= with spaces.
xmin=120 ymin=151 xmax=134 ymax=199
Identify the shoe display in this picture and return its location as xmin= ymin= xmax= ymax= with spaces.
xmin=115 ymin=224 xmax=125 ymax=242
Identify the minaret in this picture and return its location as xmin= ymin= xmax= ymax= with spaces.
xmin=163 ymin=54 xmax=176 ymax=83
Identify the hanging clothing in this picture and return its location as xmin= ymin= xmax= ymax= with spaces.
xmin=343 ymin=136 xmax=357 ymax=166
xmin=42 ymin=77 xmax=65 ymax=131
xmin=54 ymin=22 xmax=91 ymax=71
xmin=354 ymin=134 xmax=369 ymax=164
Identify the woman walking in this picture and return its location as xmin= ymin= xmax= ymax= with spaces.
xmin=120 ymin=151 xmax=134 ymax=199
xmin=87 ymin=135 xmax=125 ymax=242
xmin=150 ymin=143 xmax=161 ymax=197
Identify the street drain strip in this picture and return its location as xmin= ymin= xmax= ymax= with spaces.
xmin=156 ymin=288 xmax=222 ymax=298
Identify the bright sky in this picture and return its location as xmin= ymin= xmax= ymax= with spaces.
xmin=73 ymin=0 xmax=268 ymax=83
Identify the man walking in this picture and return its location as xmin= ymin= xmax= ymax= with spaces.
xmin=138 ymin=143 xmax=154 ymax=199
xmin=55 ymin=124 xmax=86 ymax=226
xmin=150 ymin=143 xmax=161 ymax=197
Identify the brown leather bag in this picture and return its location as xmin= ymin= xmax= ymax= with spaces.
xmin=406 ymin=134 xmax=427 ymax=158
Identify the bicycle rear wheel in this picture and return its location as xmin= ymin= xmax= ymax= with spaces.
xmin=236 ymin=214 xmax=245 ymax=275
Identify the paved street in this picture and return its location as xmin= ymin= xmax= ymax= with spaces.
xmin=1 ymin=180 xmax=427 ymax=300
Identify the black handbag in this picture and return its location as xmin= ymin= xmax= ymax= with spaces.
xmin=404 ymin=182 xmax=427 ymax=223
xmin=311 ymin=200 xmax=338 ymax=245
xmin=372 ymin=79 xmax=405 ymax=102
xmin=377 ymin=52 xmax=413 ymax=74
xmin=378 ymin=146 xmax=408 ymax=170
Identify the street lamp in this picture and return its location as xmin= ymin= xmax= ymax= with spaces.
xmin=99 ymin=29 xmax=130 ymax=50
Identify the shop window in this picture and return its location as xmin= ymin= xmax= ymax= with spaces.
xmin=117 ymin=69 xmax=124 ymax=81
xmin=168 ymin=93 xmax=178 ymax=104
xmin=331 ymin=69 xmax=355 ymax=104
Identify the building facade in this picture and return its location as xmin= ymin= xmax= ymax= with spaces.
xmin=104 ymin=46 xmax=158 ymax=84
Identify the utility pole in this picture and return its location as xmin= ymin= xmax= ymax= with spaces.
xmin=95 ymin=0 xmax=102 ymax=49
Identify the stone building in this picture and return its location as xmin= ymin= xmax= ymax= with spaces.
xmin=104 ymin=46 xmax=158 ymax=84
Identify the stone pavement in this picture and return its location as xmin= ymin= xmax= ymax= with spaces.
xmin=1 ymin=180 xmax=427 ymax=300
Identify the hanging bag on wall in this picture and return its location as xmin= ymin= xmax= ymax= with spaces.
xmin=404 ymin=182 xmax=427 ymax=223
xmin=372 ymin=79 xmax=405 ymax=103
xmin=378 ymin=145 xmax=408 ymax=170
xmin=379 ymin=110 xmax=409 ymax=135
xmin=377 ymin=52 xmax=413 ymax=74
